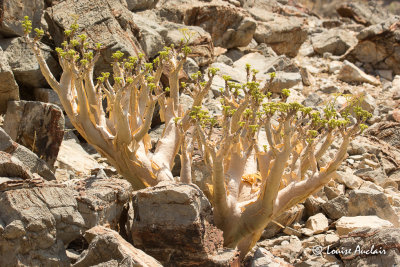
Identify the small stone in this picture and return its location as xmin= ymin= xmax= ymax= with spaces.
xmin=283 ymin=227 xmax=302 ymax=237
xmin=305 ymin=213 xmax=329 ymax=234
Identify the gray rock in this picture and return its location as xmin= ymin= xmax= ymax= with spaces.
xmin=0 ymin=184 xmax=85 ymax=267
xmin=322 ymin=195 xmax=349 ymax=220
xmin=0 ymin=0 xmax=44 ymax=37
xmin=4 ymin=101 xmax=65 ymax=168
xmin=216 ymin=54 xmax=233 ymax=66
xmin=251 ymin=247 xmax=291 ymax=267
xmin=131 ymin=12 xmax=165 ymax=58
xmin=302 ymin=94 xmax=322 ymax=107
xmin=304 ymin=196 xmax=326 ymax=218
xmin=256 ymin=43 xmax=278 ymax=58
xmin=0 ymin=37 xmax=61 ymax=88
xmin=0 ymin=48 xmax=19 ymax=114
xmin=347 ymin=188 xmax=400 ymax=227
xmin=339 ymin=228 xmax=400 ymax=266
xmin=254 ymin=16 xmax=307 ymax=57
xmin=269 ymin=71 xmax=302 ymax=93
xmin=311 ymin=29 xmax=357 ymax=56
xmin=259 ymin=235 xmax=303 ymax=264
xmin=0 ymin=128 xmax=56 ymax=181
xmin=126 ymin=0 xmax=159 ymax=11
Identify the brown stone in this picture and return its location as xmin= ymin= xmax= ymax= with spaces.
xmin=4 ymin=101 xmax=65 ymax=168
xmin=129 ymin=182 xmax=239 ymax=266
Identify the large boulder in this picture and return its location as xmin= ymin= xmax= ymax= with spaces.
xmin=55 ymin=137 xmax=100 ymax=177
xmin=0 ymin=128 xmax=56 ymax=181
xmin=184 ymin=4 xmax=256 ymax=49
xmin=0 ymin=0 xmax=44 ymax=37
xmin=65 ymin=176 xmax=133 ymax=231
xmin=44 ymin=0 xmax=143 ymax=75
xmin=311 ymin=29 xmax=357 ymax=56
xmin=254 ymin=15 xmax=307 ymax=58
xmin=0 ymin=37 xmax=61 ymax=88
xmin=345 ymin=19 xmax=400 ymax=76
xmin=347 ymin=188 xmax=400 ymax=227
xmin=0 ymin=181 xmax=85 ymax=267
xmin=129 ymin=182 xmax=239 ymax=266
xmin=0 ymin=49 xmax=19 ymax=114
xmin=3 ymin=101 xmax=65 ymax=168
xmin=73 ymin=226 xmax=162 ymax=267
xmin=335 ymin=216 xmax=393 ymax=236
xmin=339 ymin=228 xmax=400 ymax=266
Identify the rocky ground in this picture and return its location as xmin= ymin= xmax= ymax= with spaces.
xmin=1 ymin=0 xmax=400 ymax=266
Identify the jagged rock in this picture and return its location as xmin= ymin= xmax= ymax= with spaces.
xmin=0 ymin=128 xmax=56 ymax=181
xmin=0 ymin=151 xmax=34 ymax=180
xmin=337 ymin=2 xmax=394 ymax=26
xmin=3 ymin=101 xmax=64 ymax=168
xmin=365 ymin=122 xmax=400 ymax=149
xmin=0 ymin=37 xmax=61 ymax=88
xmin=44 ymin=0 xmax=143 ymax=75
xmin=339 ymin=227 xmax=400 ymax=265
xmin=311 ymin=29 xmax=357 ymax=56
xmin=345 ymin=19 xmax=400 ymax=75
xmin=159 ymin=22 xmax=214 ymax=66
xmin=305 ymin=213 xmax=329 ymax=235
xmin=250 ymin=247 xmax=292 ymax=267
xmin=262 ymin=204 xmax=304 ymax=239
xmin=126 ymin=0 xmax=159 ymax=11
xmin=338 ymin=60 xmax=380 ymax=85
xmin=258 ymin=235 xmax=303 ymax=264
xmin=322 ymin=195 xmax=349 ymax=220
xmin=184 ymin=4 xmax=256 ymax=49
xmin=0 ymin=183 xmax=85 ymax=267
xmin=0 ymin=48 xmax=19 ymax=114
xmin=129 ymin=182 xmax=239 ymax=266
xmin=254 ymin=16 xmax=307 ymax=57
xmin=0 ymin=0 xmax=44 ymax=37
xmin=55 ymin=138 xmax=100 ymax=176
xmin=73 ymin=226 xmax=162 ymax=267
xmin=64 ymin=176 xmax=133 ymax=231
xmin=347 ymin=188 xmax=400 ymax=227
